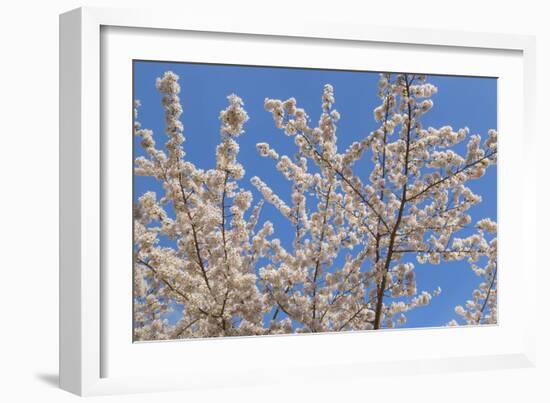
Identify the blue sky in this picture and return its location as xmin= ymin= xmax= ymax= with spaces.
xmin=133 ymin=60 xmax=497 ymax=329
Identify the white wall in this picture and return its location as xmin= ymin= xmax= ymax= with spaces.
xmin=0 ymin=1 xmax=547 ymax=401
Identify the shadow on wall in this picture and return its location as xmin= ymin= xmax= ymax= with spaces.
xmin=35 ymin=373 xmax=59 ymax=388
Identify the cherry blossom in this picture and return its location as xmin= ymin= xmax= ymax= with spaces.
xmin=134 ymin=71 xmax=498 ymax=340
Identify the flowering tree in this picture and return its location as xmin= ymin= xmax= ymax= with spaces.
xmin=133 ymin=70 xmax=497 ymax=341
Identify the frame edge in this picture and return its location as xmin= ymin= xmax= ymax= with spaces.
xmin=59 ymin=7 xmax=83 ymax=396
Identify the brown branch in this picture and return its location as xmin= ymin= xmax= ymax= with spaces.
xmin=272 ymin=285 xmax=292 ymax=321
xmin=312 ymin=184 xmax=332 ymax=325
xmin=219 ymin=288 xmax=231 ymax=331
xmin=136 ymin=258 xmax=209 ymax=317
xmin=392 ymin=247 xmax=486 ymax=254
xmin=221 ymin=170 xmax=230 ymax=266
xmin=406 ymin=151 xmax=497 ymax=203
xmin=274 ymin=299 xmax=293 ymax=321
xmin=373 ymin=86 xmax=393 ymax=301
xmin=266 ymin=286 xmax=316 ymax=332
xmin=477 ymin=266 xmax=497 ymax=324
xmin=333 ymin=198 xmax=379 ymax=239
xmin=319 ymin=275 xmax=366 ymax=323
xmin=373 ymin=74 xmax=414 ymax=329
xmin=299 ymin=133 xmax=391 ymax=233
xmin=173 ymin=317 xmax=201 ymax=338
xmin=178 ymin=173 xmax=211 ymax=292
xmin=337 ymin=304 xmax=369 ymax=331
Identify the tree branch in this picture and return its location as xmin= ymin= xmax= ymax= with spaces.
xmin=374 ymin=74 xmax=414 ymax=329
xmin=477 ymin=266 xmax=497 ymax=324
xmin=136 ymin=258 xmax=209 ymax=317
xmin=406 ymin=151 xmax=497 ymax=203
xmin=178 ymin=173 xmax=212 ymax=292
xmin=299 ymin=133 xmax=391 ymax=233
xmin=312 ymin=184 xmax=332 ymax=326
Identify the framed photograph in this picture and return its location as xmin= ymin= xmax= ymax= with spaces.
xmin=60 ymin=6 xmax=537 ymax=396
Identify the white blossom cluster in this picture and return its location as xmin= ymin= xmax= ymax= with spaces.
xmin=448 ymin=219 xmax=497 ymax=325
xmin=134 ymin=71 xmax=498 ymax=340
xmin=134 ymin=72 xmax=269 ymax=340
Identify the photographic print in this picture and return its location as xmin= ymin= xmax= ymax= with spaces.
xmin=132 ymin=61 xmax=497 ymax=342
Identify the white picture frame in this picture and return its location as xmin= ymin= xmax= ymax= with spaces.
xmin=60 ymin=6 xmax=537 ymax=396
